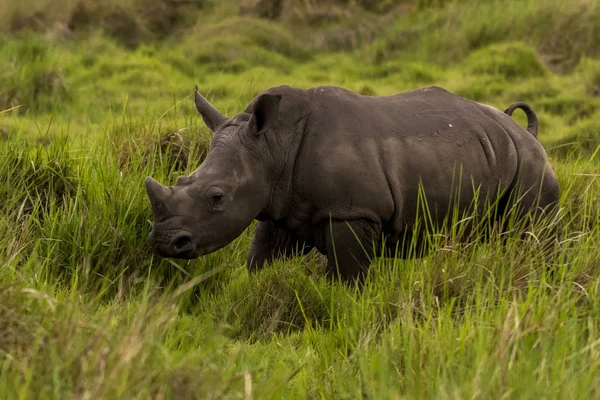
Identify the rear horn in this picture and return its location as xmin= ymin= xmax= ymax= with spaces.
xmin=194 ymin=85 xmax=228 ymax=132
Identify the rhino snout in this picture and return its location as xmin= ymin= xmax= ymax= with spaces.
xmin=170 ymin=232 xmax=195 ymax=252
xmin=148 ymin=229 xmax=197 ymax=259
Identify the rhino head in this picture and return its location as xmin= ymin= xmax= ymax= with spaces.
xmin=144 ymin=86 xmax=281 ymax=259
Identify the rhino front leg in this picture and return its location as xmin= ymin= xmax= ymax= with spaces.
xmin=324 ymin=219 xmax=382 ymax=286
xmin=246 ymin=220 xmax=312 ymax=273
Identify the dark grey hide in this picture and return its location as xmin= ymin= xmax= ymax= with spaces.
xmin=144 ymin=85 xmax=560 ymax=285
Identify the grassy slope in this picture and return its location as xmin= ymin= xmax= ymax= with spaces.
xmin=1 ymin=0 xmax=600 ymax=398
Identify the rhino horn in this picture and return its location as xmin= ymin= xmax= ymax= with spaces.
xmin=145 ymin=177 xmax=172 ymax=216
xmin=194 ymin=85 xmax=228 ymax=132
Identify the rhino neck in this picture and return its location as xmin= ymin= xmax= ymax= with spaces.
xmin=245 ymin=85 xmax=314 ymax=223
xmin=258 ymin=113 xmax=311 ymax=223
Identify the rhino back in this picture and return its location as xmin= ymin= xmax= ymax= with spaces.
xmin=290 ymin=85 xmax=521 ymax=233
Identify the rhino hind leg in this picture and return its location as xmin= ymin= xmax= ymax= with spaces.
xmin=246 ymin=221 xmax=312 ymax=273
xmin=323 ymin=218 xmax=382 ymax=286
xmin=497 ymin=163 xmax=562 ymax=261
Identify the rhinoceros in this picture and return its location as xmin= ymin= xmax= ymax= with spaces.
xmin=144 ymin=84 xmax=560 ymax=284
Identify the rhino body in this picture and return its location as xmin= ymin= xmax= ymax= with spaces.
xmin=144 ymin=85 xmax=560 ymax=284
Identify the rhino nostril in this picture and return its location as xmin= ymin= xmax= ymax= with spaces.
xmin=171 ymin=233 xmax=193 ymax=251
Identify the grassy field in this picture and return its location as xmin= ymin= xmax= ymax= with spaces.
xmin=1 ymin=0 xmax=600 ymax=398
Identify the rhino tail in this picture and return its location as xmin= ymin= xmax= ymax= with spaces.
xmin=504 ymin=102 xmax=538 ymax=138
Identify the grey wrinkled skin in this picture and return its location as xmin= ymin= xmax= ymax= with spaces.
xmin=145 ymin=84 xmax=561 ymax=285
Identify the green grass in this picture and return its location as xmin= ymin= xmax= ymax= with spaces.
xmin=1 ymin=0 xmax=600 ymax=398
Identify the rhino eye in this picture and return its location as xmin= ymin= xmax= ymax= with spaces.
xmin=206 ymin=186 xmax=225 ymax=209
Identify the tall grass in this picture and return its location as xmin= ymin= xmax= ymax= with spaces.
xmin=1 ymin=136 xmax=598 ymax=397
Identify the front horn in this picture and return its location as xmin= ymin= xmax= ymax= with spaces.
xmin=144 ymin=177 xmax=172 ymax=217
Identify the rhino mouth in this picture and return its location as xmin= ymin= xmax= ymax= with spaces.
xmin=148 ymin=233 xmax=229 ymax=260
xmin=161 ymin=244 xmax=227 ymax=259
xmin=194 ymin=243 xmax=229 ymax=257
xmin=164 ymin=247 xmax=198 ymax=260
xmin=150 ymin=243 xmax=198 ymax=260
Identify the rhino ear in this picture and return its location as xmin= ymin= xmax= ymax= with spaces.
xmin=194 ymin=85 xmax=228 ymax=132
xmin=145 ymin=177 xmax=172 ymax=217
xmin=248 ymin=93 xmax=281 ymax=136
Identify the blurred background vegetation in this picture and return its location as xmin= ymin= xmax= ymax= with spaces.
xmin=1 ymin=0 xmax=599 ymax=155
